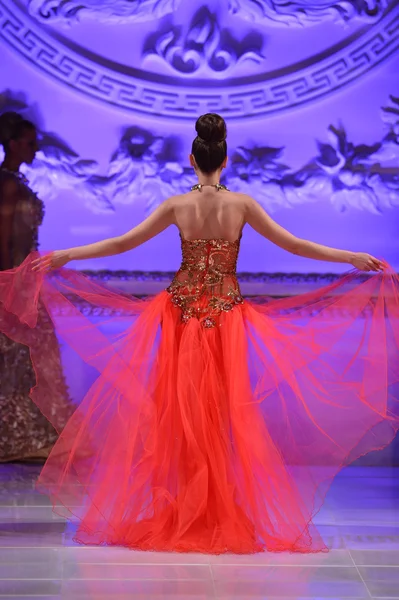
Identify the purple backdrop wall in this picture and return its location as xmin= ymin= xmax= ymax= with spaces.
xmin=1 ymin=0 xmax=399 ymax=274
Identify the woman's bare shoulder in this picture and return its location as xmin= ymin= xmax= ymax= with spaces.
xmin=165 ymin=192 xmax=197 ymax=207
xmin=223 ymin=190 xmax=253 ymax=206
xmin=0 ymin=173 xmax=20 ymax=197
xmin=163 ymin=190 xmax=254 ymax=209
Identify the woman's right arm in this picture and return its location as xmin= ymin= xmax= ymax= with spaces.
xmin=245 ymin=196 xmax=384 ymax=272
xmin=33 ymin=197 xmax=176 ymax=271
xmin=0 ymin=178 xmax=18 ymax=271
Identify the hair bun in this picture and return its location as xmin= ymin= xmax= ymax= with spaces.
xmin=191 ymin=113 xmax=227 ymax=174
xmin=0 ymin=111 xmax=24 ymax=145
xmin=195 ymin=113 xmax=226 ymax=145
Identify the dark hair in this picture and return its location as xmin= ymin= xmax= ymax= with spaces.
xmin=0 ymin=112 xmax=36 ymax=151
xmin=191 ymin=113 xmax=227 ymax=174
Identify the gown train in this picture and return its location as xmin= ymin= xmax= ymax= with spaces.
xmin=0 ymin=237 xmax=398 ymax=554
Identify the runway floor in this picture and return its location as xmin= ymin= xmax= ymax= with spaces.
xmin=0 ymin=464 xmax=398 ymax=600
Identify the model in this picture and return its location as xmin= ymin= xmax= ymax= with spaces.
xmin=0 ymin=113 xmax=397 ymax=553
xmin=0 ymin=111 xmax=72 ymax=462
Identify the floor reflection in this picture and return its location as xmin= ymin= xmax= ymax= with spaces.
xmin=0 ymin=465 xmax=398 ymax=599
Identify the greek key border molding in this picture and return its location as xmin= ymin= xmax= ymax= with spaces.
xmin=1 ymin=1 xmax=399 ymax=120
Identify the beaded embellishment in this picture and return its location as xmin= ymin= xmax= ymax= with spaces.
xmin=167 ymin=236 xmax=244 ymax=329
xmin=0 ymin=167 xmax=29 ymax=186
xmin=0 ymin=168 xmax=44 ymax=253
xmin=191 ymin=183 xmax=228 ymax=192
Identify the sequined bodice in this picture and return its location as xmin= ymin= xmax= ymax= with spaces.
xmin=167 ymin=236 xmax=244 ymax=328
xmin=0 ymin=169 xmax=44 ymax=268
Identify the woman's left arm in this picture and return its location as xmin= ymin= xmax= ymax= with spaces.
xmin=34 ymin=199 xmax=175 ymax=271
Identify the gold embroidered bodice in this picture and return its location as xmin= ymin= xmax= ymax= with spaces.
xmin=0 ymin=169 xmax=44 ymax=268
xmin=167 ymin=235 xmax=244 ymax=328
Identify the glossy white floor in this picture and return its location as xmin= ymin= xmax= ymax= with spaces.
xmin=0 ymin=464 xmax=398 ymax=600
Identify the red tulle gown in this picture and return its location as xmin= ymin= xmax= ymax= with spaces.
xmin=0 ymin=235 xmax=398 ymax=554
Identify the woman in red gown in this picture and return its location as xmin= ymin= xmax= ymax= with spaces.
xmin=0 ymin=113 xmax=398 ymax=554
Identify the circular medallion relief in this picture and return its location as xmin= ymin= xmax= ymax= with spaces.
xmin=0 ymin=0 xmax=398 ymax=120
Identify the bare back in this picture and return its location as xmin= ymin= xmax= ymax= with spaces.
xmin=171 ymin=189 xmax=246 ymax=242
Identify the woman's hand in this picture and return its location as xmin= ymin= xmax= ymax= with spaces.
xmin=351 ymin=253 xmax=385 ymax=272
xmin=32 ymin=250 xmax=70 ymax=273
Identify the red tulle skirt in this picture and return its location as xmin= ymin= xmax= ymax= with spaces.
xmin=0 ymin=254 xmax=398 ymax=554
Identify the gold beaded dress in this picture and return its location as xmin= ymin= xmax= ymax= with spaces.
xmin=0 ymin=169 xmax=71 ymax=461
